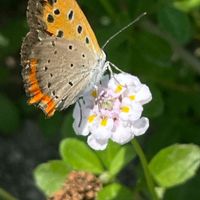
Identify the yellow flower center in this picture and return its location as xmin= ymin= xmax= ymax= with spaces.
xmin=121 ymin=106 xmax=130 ymax=113
xmin=91 ymin=90 xmax=97 ymax=98
xmin=101 ymin=118 xmax=108 ymax=127
xmin=129 ymin=95 xmax=136 ymax=101
xmin=87 ymin=115 xmax=96 ymax=123
xmin=115 ymin=85 xmax=123 ymax=93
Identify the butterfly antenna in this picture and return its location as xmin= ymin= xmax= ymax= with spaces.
xmin=102 ymin=12 xmax=147 ymax=49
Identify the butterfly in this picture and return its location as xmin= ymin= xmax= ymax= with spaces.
xmin=21 ymin=0 xmax=108 ymax=117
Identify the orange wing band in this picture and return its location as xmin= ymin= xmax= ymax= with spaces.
xmin=26 ymin=59 xmax=56 ymax=117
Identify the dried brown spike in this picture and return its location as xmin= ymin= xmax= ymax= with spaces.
xmin=48 ymin=171 xmax=102 ymax=200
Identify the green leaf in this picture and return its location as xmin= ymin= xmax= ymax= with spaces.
xmin=164 ymin=172 xmax=200 ymax=200
xmin=97 ymin=183 xmax=133 ymax=200
xmin=97 ymin=141 xmax=136 ymax=177
xmin=149 ymin=144 xmax=200 ymax=188
xmin=173 ymin=0 xmax=200 ymax=12
xmin=158 ymin=6 xmax=192 ymax=44
xmin=97 ymin=141 xmax=121 ymax=169
xmin=34 ymin=160 xmax=71 ymax=196
xmin=0 ymin=187 xmax=17 ymax=200
xmin=0 ymin=94 xmax=20 ymax=134
xmin=109 ymin=145 xmax=136 ymax=176
xmin=60 ymin=138 xmax=104 ymax=174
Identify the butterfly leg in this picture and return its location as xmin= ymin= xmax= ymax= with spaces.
xmin=106 ymin=62 xmax=115 ymax=79
xmin=107 ymin=62 xmax=130 ymax=89
xmin=106 ymin=62 xmax=124 ymax=86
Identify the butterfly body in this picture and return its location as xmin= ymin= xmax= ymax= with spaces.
xmin=21 ymin=0 xmax=107 ymax=117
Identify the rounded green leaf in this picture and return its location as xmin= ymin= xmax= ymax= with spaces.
xmin=149 ymin=144 xmax=200 ymax=188
xmin=96 ymin=141 xmax=121 ymax=169
xmin=97 ymin=183 xmax=133 ymax=200
xmin=158 ymin=6 xmax=192 ymax=44
xmin=0 ymin=94 xmax=20 ymax=134
xmin=173 ymin=0 xmax=200 ymax=12
xmin=60 ymin=138 xmax=104 ymax=174
xmin=34 ymin=160 xmax=71 ymax=196
xmin=97 ymin=141 xmax=135 ymax=176
xmin=109 ymin=145 xmax=136 ymax=176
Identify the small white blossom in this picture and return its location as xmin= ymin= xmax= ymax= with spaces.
xmin=72 ymin=73 xmax=152 ymax=150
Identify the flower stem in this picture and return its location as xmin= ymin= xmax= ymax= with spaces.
xmin=131 ymin=139 xmax=158 ymax=200
xmin=0 ymin=188 xmax=17 ymax=200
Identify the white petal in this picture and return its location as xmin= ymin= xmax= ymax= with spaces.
xmin=82 ymin=92 xmax=96 ymax=107
xmin=111 ymin=122 xmax=134 ymax=145
xmin=90 ymin=118 xmax=113 ymax=140
xmin=136 ymin=85 xmax=152 ymax=105
xmin=132 ymin=117 xmax=149 ymax=136
xmin=72 ymin=119 xmax=90 ymax=136
xmin=108 ymin=78 xmax=125 ymax=96
xmin=72 ymin=100 xmax=94 ymax=136
xmin=120 ymin=101 xmax=143 ymax=121
xmin=115 ymin=73 xmax=141 ymax=87
xmin=87 ymin=135 xmax=108 ymax=150
xmin=73 ymin=101 xmax=81 ymax=121
xmin=73 ymin=99 xmax=93 ymax=120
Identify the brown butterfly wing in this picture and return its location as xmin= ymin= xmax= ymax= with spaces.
xmin=21 ymin=0 xmax=104 ymax=117
xmin=22 ymin=36 xmax=99 ymax=116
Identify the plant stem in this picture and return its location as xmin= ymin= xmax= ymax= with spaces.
xmin=132 ymin=139 xmax=158 ymax=200
xmin=0 ymin=188 xmax=17 ymax=200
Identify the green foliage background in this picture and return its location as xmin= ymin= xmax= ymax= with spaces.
xmin=0 ymin=0 xmax=200 ymax=199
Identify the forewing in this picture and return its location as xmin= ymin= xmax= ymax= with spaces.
xmin=21 ymin=0 xmax=103 ymax=116
xmin=22 ymin=37 xmax=98 ymax=117
xmin=26 ymin=0 xmax=101 ymax=53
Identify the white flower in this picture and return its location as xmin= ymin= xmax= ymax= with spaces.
xmin=72 ymin=73 xmax=152 ymax=150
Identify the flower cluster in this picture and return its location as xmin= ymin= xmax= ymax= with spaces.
xmin=73 ymin=73 xmax=152 ymax=150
